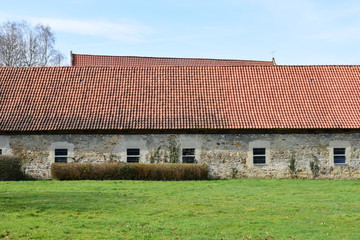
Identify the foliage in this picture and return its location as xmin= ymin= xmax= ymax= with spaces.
xmin=148 ymin=146 xmax=161 ymax=163
xmin=289 ymin=153 xmax=297 ymax=178
xmin=51 ymin=162 xmax=120 ymax=180
xmin=0 ymin=156 xmax=26 ymax=181
xmin=0 ymin=20 xmax=64 ymax=66
xmin=310 ymin=155 xmax=320 ymax=179
xmin=51 ymin=162 xmax=208 ymax=181
xmin=117 ymin=163 xmax=140 ymax=180
xmin=230 ymin=167 xmax=239 ymax=178
xmin=168 ymin=138 xmax=180 ymax=163
xmin=148 ymin=139 xmax=180 ymax=164
xmin=1 ymin=180 xmax=360 ymax=239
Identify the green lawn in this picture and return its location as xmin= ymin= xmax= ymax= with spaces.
xmin=1 ymin=180 xmax=359 ymax=240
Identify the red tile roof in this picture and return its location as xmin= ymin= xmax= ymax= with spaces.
xmin=0 ymin=65 xmax=359 ymax=132
xmin=71 ymin=53 xmax=275 ymax=66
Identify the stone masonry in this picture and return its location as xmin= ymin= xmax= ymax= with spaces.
xmin=1 ymin=133 xmax=359 ymax=179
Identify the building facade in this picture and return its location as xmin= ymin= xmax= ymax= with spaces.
xmin=1 ymin=132 xmax=359 ymax=179
xmin=0 ymin=65 xmax=359 ymax=179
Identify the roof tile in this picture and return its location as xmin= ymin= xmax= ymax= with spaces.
xmin=0 ymin=65 xmax=359 ymax=132
xmin=71 ymin=53 xmax=275 ymax=66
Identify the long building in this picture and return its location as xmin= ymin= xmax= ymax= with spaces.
xmin=0 ymin=64 xmax=359 ymax=179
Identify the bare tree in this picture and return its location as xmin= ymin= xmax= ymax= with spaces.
xmin=0 ymin=21 xmax=64 ymax=66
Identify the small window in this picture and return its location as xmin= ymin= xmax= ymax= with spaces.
xmin=334 ymin=148 xmax=346 ymax=164
xmin=0 ymin=149 xmax=2 ymax=155
xmin=127 ymin=148 xmax=140 ymax=163
xmin=55 ymin=149 xmax=68 ymax=163
xmin=253 ymin=148 xmax=266 ymax=164
xmin=182 ymin=148 xmax=195 ymax=163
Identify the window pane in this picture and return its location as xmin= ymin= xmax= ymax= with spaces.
xmin=182 ymin=156 xmax=195 ymax=163
xmin=182 ymin=148 xmax=195 ymax=156
xmin=334 ymin=156 xmax=346 ymax=164
xmin=334 ymin=148 xmax=345 ymax=155
xmin=127 ymin=148 xmax=140 ymax=156
xmin=254 ymin=156 xmax=266 ymax=164
xmin=55 ymin=157 xmax=67 ymax=163
xmin=127 ymin=157 xmax=139 ymax=163
xmin=55 ymin=149 xmax=68 ymax=156
xmin=253 ymin=148 xmax=265 ymax=155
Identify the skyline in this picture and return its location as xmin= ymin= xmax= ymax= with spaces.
xmin=1 ymin=0 xmax=360 ymax=65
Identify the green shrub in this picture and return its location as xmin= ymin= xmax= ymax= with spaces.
xmin=51 ymin=162 xmax=121 ymax=180
xmin=118 ymin=164 xmax=140 ymax=180
xmin=168 ymin=139 xmax=180 ymax=163
xmin=289 ymin=153 xmax=297 ymax=178
xmin=51 ymin=162 xmax=208 ymax=181
xmin=0 ymin=156 xmax=26 ymax=181
xmin=310 ymin=155 xmax=320 ymax=179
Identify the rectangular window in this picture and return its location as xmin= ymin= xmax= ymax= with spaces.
xmin=0 ymin=149 xmax=2 ymax=155
xmin=182 ymin=148 xmax=195 ymax=163
xmin=55 ymin=149 xmax=68 ymax=163
xmin=127 ymin=148 xmax=140 ymax=163
xmin=334 ymin=148 xmax=346 ymax=164
xmin=253 ymin=148 xmax=266 ymax=164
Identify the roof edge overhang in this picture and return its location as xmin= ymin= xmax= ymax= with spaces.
xmin=1 ymin=128 xmax=359 ymax=135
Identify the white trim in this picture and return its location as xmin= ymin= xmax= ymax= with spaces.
xmin=329 ymin=141 xmax=351 ymax=166
xmin=113 ymin=135 xmax=148 ymax=163
xmin=49 ymin=142 xmax=75 ymax=163
xmin=126 ymin=148 xmax=141 ymax=163
xmin=179 ymin=135 xmax=201 ymax=163
xmin=181 ymin=148 xmax=196 ymax=163
xmin=248 ymin=140 xmax=271 ymax=167
xmin=0 ymin=136 xmax=12 ymax=155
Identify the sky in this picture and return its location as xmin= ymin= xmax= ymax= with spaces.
xmin=1 ymin=0 xmax=360 ymax=65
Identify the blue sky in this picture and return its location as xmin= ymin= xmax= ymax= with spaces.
xmin=1 ymin=0 xmax=360 ymax=65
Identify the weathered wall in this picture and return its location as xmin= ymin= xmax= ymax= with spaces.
xmin=1 ymin=133 xmax=359 ymax=179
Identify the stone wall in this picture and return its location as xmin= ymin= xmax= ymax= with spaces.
xmin=0 ymin=133 xmax=359 ymax=179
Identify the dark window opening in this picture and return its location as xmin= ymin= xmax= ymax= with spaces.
xmin=334 ymin=148 xmax=346 ymax=164
xmin=127 ymin=148 xmax=140 ymax=163
xmin=55 ymin=148 xmax=68 ymax=163
xmin=0 ymin=149 xmax=2 ymax=155
xmin=182 ymin=148 xmax=195 ymax=163
xmin=253 ymin=148 xmax=266 ymax=164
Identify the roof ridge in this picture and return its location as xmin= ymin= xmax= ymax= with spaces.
xmin=2 ymin=65 xmax=360 ymax=71
xmin=71 ymin=53 xmax=273 ymax=63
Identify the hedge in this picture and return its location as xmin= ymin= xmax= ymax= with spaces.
xmin=51 ymin=162 xmax=208 ymax=181
xmin=0 ymin=156 xmax=26 ymax=181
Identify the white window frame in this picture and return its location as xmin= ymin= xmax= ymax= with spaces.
xmin=114 ymin=135 xmax=147 ymax=163
xmin=54 ymin=148 xmax=69 ymax=163
xmin=333 ymin=148 xmax=346 ymax=164
xmin=126 ymin=148 xmax=140 ymax=163
xmin=49 ymin=142 xmax=74 ymax=163
xmin=248 ymin=140 xmax=270 ymax=167
xmin=252 ymin=148 xmax=266 ymax=164
xmin=182 ymin=148 xmax=196 ymax=163
xmin=329 ymin=141 xmax=351 ymax=166
xmin=179 ymin=135 xmax=201 ymax=164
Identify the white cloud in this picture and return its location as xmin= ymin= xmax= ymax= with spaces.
xmin=0 ymin=11 xmax=152 ymax=42
xmin=28 ymin=17 xmax=152 ymax=42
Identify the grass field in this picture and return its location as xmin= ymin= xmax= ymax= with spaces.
xmin=1 ymin=179 xmax=359 ymax=240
